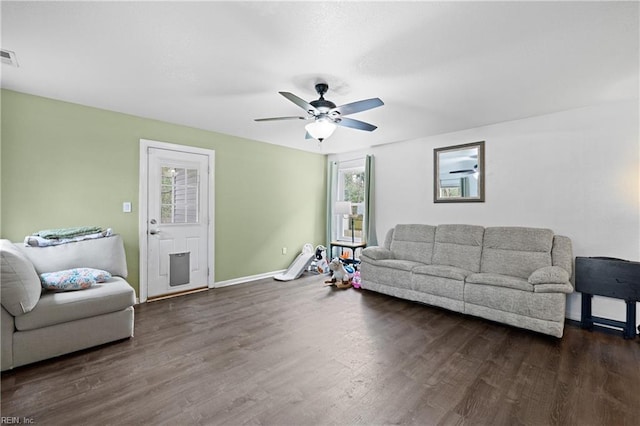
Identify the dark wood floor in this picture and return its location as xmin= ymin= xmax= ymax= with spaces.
xmin=2 ymin=273 xmax=639 ymax=425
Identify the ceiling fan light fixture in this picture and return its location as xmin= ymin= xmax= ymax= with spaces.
xmin=305 ymin=118 xmax=336 ymax=142
xmin=256 ymin=83 xmax=383 ymax=141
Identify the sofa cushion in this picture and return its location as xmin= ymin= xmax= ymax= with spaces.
xmin=374 ymin=259 xmax=423 ymax=272
xmin=432 ymin=224 xmax=484 ymax=272
xmin=40 ymin=268 xmax=112 ymax=291
xmin=389 ymin=224 xmax=436 ymax=264
xmin=412 ymin=264 xmax=470 ymax=281
xmin=467 ymin=272 xmax=534 ymax=292
xmin=15 ymin=277 xmax=135 ymax=331
xmin=16 ymin=235 xmax=128 ymax=277
xmin=480 ymin=227 xmax=554 ymax=279
xmin=0 ymin=240 xmax=42 ymax=316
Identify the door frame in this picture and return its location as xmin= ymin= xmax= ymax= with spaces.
xmin=138 ymin=139 xmax=215 ymax=303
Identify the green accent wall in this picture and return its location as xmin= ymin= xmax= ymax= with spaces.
xmin=1 ymin=90 xmax=327 ymax=295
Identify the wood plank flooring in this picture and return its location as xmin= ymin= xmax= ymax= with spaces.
xmin=2 ymin=273 xmax=639 ymax=425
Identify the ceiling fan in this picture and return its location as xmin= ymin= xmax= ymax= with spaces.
xmin=255 ymin=83 xmax=384 ymax=142
xmin=450 ymin=164 xmax=478 ymax=175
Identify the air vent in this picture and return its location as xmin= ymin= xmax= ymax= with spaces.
xmin=1 ymin=49 xmax=19 ymax=67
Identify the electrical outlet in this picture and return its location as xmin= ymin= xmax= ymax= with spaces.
xmin=282 ymin=247 xmax=287 ymax=255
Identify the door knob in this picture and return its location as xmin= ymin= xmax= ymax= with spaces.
xmin=149 ymin=218 xmax=160 ymax=235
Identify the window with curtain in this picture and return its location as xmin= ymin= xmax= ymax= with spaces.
xmin=336 ymin=159 xmax=366 ymax=242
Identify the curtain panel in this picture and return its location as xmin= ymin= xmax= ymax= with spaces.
xmin=364 ymin=155 xmax=377 ymax=246
xmin=326 ymin=160 xmax=338 ymax=249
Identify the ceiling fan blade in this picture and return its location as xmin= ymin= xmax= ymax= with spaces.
xmin=335 ymin=117 xmax=378 ymax=132
xmin=450 ymin=165 xmax=478 ymax=174
xmin=254 ymin=116 xmax=307 ymax=122
xmin=332 ymin=98 xmax=384 ymax=116
xmin=279 ymin=92 xmax=318 ymax=115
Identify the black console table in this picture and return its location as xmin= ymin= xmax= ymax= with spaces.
xmin=575 ymin=257 xmax=640 ymax=339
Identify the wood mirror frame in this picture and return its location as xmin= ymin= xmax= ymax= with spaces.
xmin=434 ymin=141 xmax=485 ymax=203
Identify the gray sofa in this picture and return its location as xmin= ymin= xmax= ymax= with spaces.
xmin=360 ymin=224 xmax=573 ymax=337
xmin=1 ymin=235 xmax=135 ymax=370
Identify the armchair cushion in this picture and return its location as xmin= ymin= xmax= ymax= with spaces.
xmin=0 ymin=240 xmax=41 ymax=316
xmin=16 ymin=235 xmax=128 ymax=277
xmin=15 ymin=277 xmax=135 ymax=331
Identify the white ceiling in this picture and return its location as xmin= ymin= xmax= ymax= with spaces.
xmin=1 ymin=1 xmax=638 ymax=154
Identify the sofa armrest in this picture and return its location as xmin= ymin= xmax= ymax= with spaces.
xmin=528 ymin=266 xmax=570 ymax=284
xmin=382 ymin=228 xmax=395 ymax=250
xmin=361 ymin=246 xmax=394 ymax=261
xmin=533 ymin=283 xmax=574 ymax=294
xmin=528 ymin=266 xmax=573 ymax=293
xmin=552 ymin=235 xmax=573 ymax=276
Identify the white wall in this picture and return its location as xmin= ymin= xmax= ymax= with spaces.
xmin=331 ymin=100 xmax=639 ymax=327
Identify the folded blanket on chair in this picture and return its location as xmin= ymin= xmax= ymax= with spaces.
xmin=33 ymin=226 xmax=104 ymax=240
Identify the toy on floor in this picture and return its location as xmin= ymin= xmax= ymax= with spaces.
xmin=314 ymin=245 xmax=329 ymax=274
xmin=352 ymin=270 xmax=361 ymax=289
xmin=344 ymin=264 xmax=355 ymax=277
xmin=274 ymin=243 xmax=315 ymax=281
xmin=316 ymin=258 xmax=329 ymax=274
xmin=324 ymin=257 xmax=354 ymax=289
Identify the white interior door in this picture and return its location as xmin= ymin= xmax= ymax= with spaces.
xmin=146 ymin=147 xmax=210 ymax=299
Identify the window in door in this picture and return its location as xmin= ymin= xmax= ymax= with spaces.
xmin=161 ymin=166 xmax=199 ymax=224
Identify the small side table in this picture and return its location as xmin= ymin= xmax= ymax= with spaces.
xmin=330 ymin=241 xmax=367 ymax=265
xmin=575 ymin=256 xmax=640 ymax=339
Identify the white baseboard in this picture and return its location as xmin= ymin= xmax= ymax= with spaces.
xmin=214 ymin=269 xmax=286 ymax=288
xmin=135 ymin=270 xmax=286 ymax=303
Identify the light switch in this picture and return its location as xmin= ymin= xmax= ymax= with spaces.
xmin=122 ymin=202 xmax=132 ymax=213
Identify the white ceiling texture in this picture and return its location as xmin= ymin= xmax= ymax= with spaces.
xmin=1 ymin=1 xmax=638 ymax=154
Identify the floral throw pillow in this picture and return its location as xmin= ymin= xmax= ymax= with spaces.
xmin=40 ymin=268 xmax=112 ymax=291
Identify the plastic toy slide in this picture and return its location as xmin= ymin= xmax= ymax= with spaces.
xmin=274 ymin=244 xmax=315 ymax=281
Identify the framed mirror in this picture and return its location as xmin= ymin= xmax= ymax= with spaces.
xmin=434 ymin=141 xmax=485 ymax=203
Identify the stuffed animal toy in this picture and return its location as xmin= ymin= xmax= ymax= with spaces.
xmin=324 ymin=257 xmax=352 ymax=288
